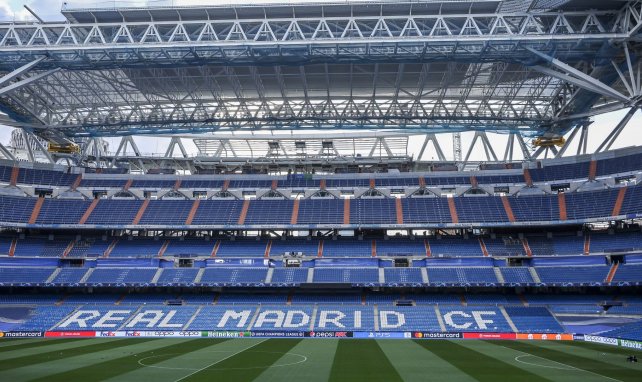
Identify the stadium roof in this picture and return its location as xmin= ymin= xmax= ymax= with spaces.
xmin=0 ymin=0 xmax=640 ymax=162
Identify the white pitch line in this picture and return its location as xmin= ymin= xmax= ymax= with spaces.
xmin=514 ymin=354 xmax=576 ymax=370
xmin=496 ymin=343 xmax=623 ymax=382
xmin=173 ymin=339 xmax=268 ymax=382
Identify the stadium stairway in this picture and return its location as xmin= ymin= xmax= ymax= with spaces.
xmin=499 ymin=306 xmax=519 ymax=332
xmin=264 ymin=240 xmax=272 ymax=258
xmin=79 ymin=268 xmax=93 ymax=283
xmin=46 ymin=268 xmax=61 ymax=283
xmin=501 ymin=196 xmax=516 ymax=222
xmin=28 ymin=196 xmax=45 ymax=224
xmin=185 ymin=199 xmax=200 ymax=225
xmin=151 ymin=269 xmax=163 ymax=283
xmin=307 ymin=268 xmax=314 ymax=283
xmin=424 ymin=239 xmax=431 ymax=257
xmin=558 ymin=193 xmax=567 ymax=221
xmin=447 ymin=197 xmax=459 ymax=223
xmin=49 ymin=307 xmax=82 ymax=331
xmin=71 ymin=174 xmax=82 ymax=191
xmin=373 ymin=306 xmax=380 ymax=331
xmin=521 ymin=238 xmax=533 ymax=257
xmin=157 ymin=240 xmax=169 ymax=257
xmin=421 ymin=268 xmax=429 ymax=283
xmin=434 ymin=306 xmax=447 ymax=332
xmin=612 ymin=187 xmax=627 ymax=216
xmin=309 ymin=306 xmax=318 ymax=330
xmin=103 ymin=239 xmax=119 ymax=258
xmin=479 ymin=238 xmax=490 ymax=257
xmin=210 ymin=240 xmax=220 ymax=257
xmin=238 ymin=200 xmax=250 ymax=225
xmin=194 ymin=268 xmax=205 ymax=283
xmin=395 ymin=198 xmax=403 ymax=224
xmin=247 ymin=307 xmax=262 ymax=329
xmin=184 ymin=306 xmax=202 ymax=329
xmin=529 ymin=267 xmax=541 ymax=283
xmin=265 ymin=268 xmax=274 ymax=283
xmin=518 ymin=295 xmax=529 ymax=307
xmin=605 ymin=263 xmax=619 ymax=283
xmin=494 ymin=268 xmax=505 ymax=283
xmin=115 ymin=294 xmax=128 ymax=306
xmin=79 ymin=198 xmax=99 ymax=224
xmin=291 ymin=199 xmax=299 ymax=224
xmin=343 ymin=199 xmax=350 ymax=224
xmin=132 ymin=199 xmax=150 ymax=225
xmin=8 ymin=238 xmax=16 ymax=257
xmin=61 ymin=240 xmax=75 ymax=258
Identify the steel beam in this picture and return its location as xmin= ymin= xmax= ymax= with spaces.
xmin=0 ymin=57 xmax=45 ymax=87
xmin=596 ymin=107 xmax=638 ymax=153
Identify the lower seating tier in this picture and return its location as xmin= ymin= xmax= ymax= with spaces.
xmin=1 ymin=304 xmax=563 ymax=333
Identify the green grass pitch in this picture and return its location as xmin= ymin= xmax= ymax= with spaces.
xmin=0 ymin=338 xmax=640 ymax=381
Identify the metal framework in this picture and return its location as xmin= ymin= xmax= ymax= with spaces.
xmin=65 ymin=130 xmax=538 ymax=174
xmin=0 ymin=0 xmax=641 ymax=166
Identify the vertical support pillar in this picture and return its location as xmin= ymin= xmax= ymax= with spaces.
xmin=238 ymin=200 xmax=250 ymax=225
xmin=501 ymin=196 xmax=516 ymax=223
xmin=395 ymin=198 xmax=403 ymax=224
xmin=612 ymin=187 xmax=627 ymax=216
xmin=9 ymin=166 xmax=19 ymax=186
xmin=185 ymin=199 xmax=201 ymax=225
xmin=79 ymin=198 xmax=99 ymax=224
xmin=558 ymin=193 xmax=567 ymax=221
xmin=290 ymin=199 xmax=300 ymax=225
xmin=523 ymin=169 xmax=533 ymax=187
xmin=447 ymin=197 xmax=459 ymax=224
xmin=28 ymin=196 xmax=45 ymax=224
xmin=132 ymin=199 xmax=150 ymax=225
xmin=343 ymin=199 xmax=351 ymax=225
xmin=588 ymin=160 xmax=597 ymax=181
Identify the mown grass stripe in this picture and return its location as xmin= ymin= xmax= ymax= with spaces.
xmin=28 ymin=339 xmax=228 ymax=382
xmin=531 ymin=341 xmax=642 ymax=372
xmin=329 ymin=339 xmax=403 ymax=382
xmin=0 ymin=338 xmax=154 ymax=372
xmin=415 ymin=340 xmax=553 ymax=382
xmin=0 ymin=338 xmax=82 ymax=353
xmin=253 ymin=338 xmax=339 ymax=382
xmin=462 ymin=340 xmax=610 ymax=382
xmin=179 ymin=338 xmax=302 ymax=382
xmin=102 ymin=338 xmax=265 ymax=382
xmin=379 ymin=339 xmax=477 ymax=382
xmin=493 ymin=340 xmax=639 ymax=382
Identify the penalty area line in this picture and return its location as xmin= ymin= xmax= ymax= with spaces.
xmin=497 ymin=344 xmax=623 ymax=382
xmin=173 ymin=339 xmax=268 ymax=382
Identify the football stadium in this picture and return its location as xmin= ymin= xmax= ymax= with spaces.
xmin=0 ymin=0 xmax=642 ymax=380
